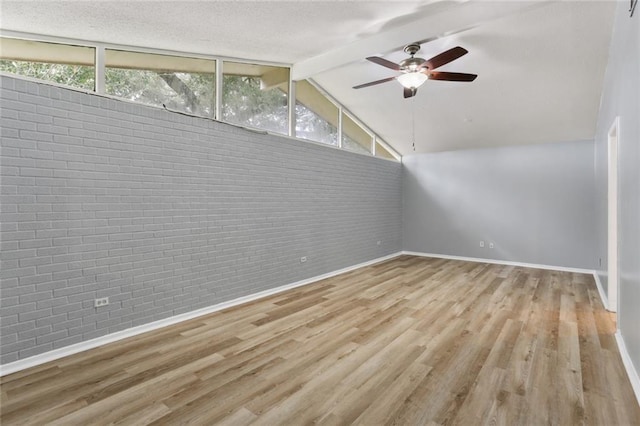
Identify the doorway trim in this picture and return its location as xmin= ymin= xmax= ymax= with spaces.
xmin=607 ymin=116 xmax=619 ymax=313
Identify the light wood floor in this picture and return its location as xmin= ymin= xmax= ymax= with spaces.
xmin=1 ymin=256 xmax=639 ymax=425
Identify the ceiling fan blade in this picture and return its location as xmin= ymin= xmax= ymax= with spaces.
xmin=353 ymin=76 xmax=397 ymax=89
xmin=424 ymin=46 xmax=468 ymax=70
xmin=403 ymin=87 xmax=417 ymax=99
xmin=366 ymin=56 xmax=401 ymax=71
xmin=428 ymin=71 xmax=477 ymax=82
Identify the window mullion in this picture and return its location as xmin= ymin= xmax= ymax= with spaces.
xmin=95 ymin=46 xmax=105 ymax=94
xmin=288 ymin=78 xmax=296 ymax=138
xmin=215 ymin=59 xmax=223 ymax=121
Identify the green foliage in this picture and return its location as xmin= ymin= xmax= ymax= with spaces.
xmin=295 ymin=103 xmax=338 ymax=145
xmin=222 ymin=75 xmax=288 ymax=134
xmin=105 ymin=69 xmax=215 ymax=118
xmin=0 ymin=60 xmax=94 ymax=90
xmin=1 ymin=59 xmax=337 ymax=142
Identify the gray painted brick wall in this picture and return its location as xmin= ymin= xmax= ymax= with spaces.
xmin=0 ymin=75 xmax=402 ymax=364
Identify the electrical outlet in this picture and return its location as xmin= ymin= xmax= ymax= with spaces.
xmin=489 ymin=242 xmax=494 ymax=249
xmin=300 ymin=256 xmax=307 ymax=263
xmin=479 ymin=241 xmax=485 ymax=248
xmin=94 ymin=297 xmax=109 ymax=308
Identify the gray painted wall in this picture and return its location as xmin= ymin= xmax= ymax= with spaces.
xmin=0 ymin=76 xmax=402 ymax=364
xmin=402 ymin=140 xmax=597 ymax=269
xmin=594 ymin=3 xmax=640 ymax=371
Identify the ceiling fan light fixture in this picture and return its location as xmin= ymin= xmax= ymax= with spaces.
xmin=397 ymin=72 xmax=428 ymax=89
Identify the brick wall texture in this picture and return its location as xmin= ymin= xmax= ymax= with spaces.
xmin=0 ymin=75 xmax=402 ymax=364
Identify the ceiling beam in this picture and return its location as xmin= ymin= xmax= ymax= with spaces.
xmin=291 ymin=1 xmax=549 ymax=81
xmin=260 ymin=67 xmax=289 ymax=90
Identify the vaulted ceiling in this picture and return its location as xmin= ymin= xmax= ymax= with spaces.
xmin=0 ymin=1 xmax=615 ymax=155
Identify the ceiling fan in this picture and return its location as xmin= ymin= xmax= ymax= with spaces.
xmin=353 ymin=43 xmax=477 ymax=98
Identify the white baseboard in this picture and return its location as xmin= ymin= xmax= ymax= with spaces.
xmin=615 ymin=331 xmax=640 ymax=407
xmin=0 ymin=252 xmax=401 ymax=377
xmin=592 ymin=272 xmax=610 ymax=311
xmin=401 ymin=251 xmax=594 ymax=274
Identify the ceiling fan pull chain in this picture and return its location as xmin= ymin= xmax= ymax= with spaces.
xmin=412 ymin=96 xmax=416 ymax=151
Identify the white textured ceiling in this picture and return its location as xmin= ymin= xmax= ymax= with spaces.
xmin=0 ymin=1 xmax=615 ymax=155
xmin=0 ymin=1 xmax=438 ymax=63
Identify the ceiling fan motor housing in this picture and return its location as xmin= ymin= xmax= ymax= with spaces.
xmin=400 ymin=43 xmax=426 ymax=72
xmin=399 ymin=57 xmax=426 ymax=72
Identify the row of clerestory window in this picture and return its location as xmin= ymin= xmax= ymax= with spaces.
xmin=0 ymin=37 xmax=399 ymax=160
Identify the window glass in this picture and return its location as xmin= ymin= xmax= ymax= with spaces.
xmin=0 ymin=38 xmax=95 ymax=90
xmin=295 ymin=80 xmax=338 ymax=146
xmin=375 ymin=141 xmax=396 ymax=160
xmin=342 ymin=113 xmax=372 ymax=155
xmin=222 ymin=62 xmax=289 ymax=134
xmin=105 ymin=50 xmax=215 ymax=117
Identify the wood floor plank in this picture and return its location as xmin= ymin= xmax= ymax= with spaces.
xmin=1 ymin=256 xmax=639 ymax=425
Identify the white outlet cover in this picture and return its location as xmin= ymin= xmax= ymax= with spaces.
xmin=94 ymin=297 xmax=109 ymax=307
xmin=480 ymin=241 xmax=485 ymax=247
xmin=300 ymin=257 xmax=307 ymax=263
